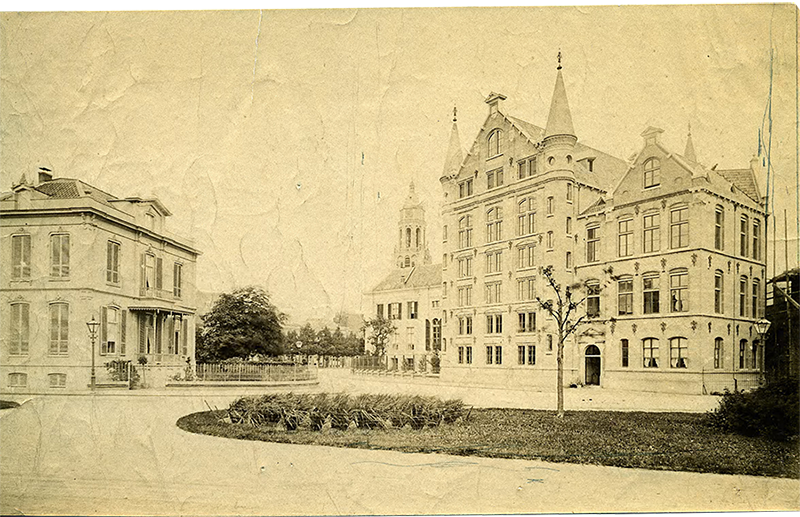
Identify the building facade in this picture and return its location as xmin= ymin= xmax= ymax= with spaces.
xmin=364 ymin=183 xmax=443 ymax=372
xmin=1 ymin=169 xmax=200 ymax=393
xmin=439 ymin=63 xmax=767 ymax=394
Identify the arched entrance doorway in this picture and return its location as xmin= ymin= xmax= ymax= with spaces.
xmin=585 ymin=345 xmax=601 ymax=385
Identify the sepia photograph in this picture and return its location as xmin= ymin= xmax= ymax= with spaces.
xmin=1 ymin=4 xmax=799 ymax=516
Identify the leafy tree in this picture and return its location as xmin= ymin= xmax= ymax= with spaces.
xmin=362 ymin=316 xmax=396 ymax=356
xmin=535 ymin=265 xmax=589 ymax=418
xmin=198 ymin=286 xmax=287 ymax=361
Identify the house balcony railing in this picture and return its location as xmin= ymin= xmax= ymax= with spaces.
xmin=138 ymin=287 xmax=179 ymax=301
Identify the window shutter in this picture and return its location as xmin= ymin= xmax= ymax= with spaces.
xmin=140 ymin=254 xmax=146 ymax=292
xmin=100 ymin=306 xmax=108 ymax=355
xmin=181 ymin=318 xmax=188 ymax=356
xmin=155 ymin=315 xmax=162 ymax=354
xmin=138 ymin=314 xmax=146 ymax=354
xmin=12 ymin=236 xmax=21 ymax=278
xmin=107 ymin=242 xmax=113 ymax=282
xmin=51 ymin=237 xmax=59 ymax=276
xmin=120 ymin=310 xmax=127 ymax=356
xmin=168 ymin=316 xmax=175 ymax=354
xmin=156 ymin=257 xmax=163 ymax=290
xmin=62 ymin=235 xmax=70 ymax=276
xmin=398 ymin=303 xmax=402 ymax=319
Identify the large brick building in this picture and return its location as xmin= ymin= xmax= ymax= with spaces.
xmin=1 ymin=169 xmax=200 ymax=393
xmin=438 ymin=62 xmax=767 ymax=394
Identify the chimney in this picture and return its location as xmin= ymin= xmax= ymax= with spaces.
xmin=38 ymin=167 xmax=53 ymax=184
xmin=485 ymin=92 xmax=507 ymax=115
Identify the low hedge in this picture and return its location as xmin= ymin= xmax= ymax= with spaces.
xmin=708 ymin=379 xmax=800 ymax=441
xmin=227 ymin=392 xmax=466 ymax=431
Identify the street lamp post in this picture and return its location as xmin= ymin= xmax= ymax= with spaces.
xmin=86 ymin=316 xmax=100 ymax=391
xmin=755 ymin=318 xmax=772 ymax=376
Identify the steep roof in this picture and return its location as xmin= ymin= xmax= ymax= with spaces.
xmin=441 ymin=115 xmax=464 ymax=179
xmin=34 ymin=178 xmax=118 ymax=206
xmin=544 ymin=69 xmax=575 ymax=138
xmin=371 ymin=263 xmax=442 ymax=292
xmin=716 ymin=168 xmax=760 ymax=203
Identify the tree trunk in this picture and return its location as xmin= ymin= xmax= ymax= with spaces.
xmin=556 ymin=327 xmax=565 ymax=418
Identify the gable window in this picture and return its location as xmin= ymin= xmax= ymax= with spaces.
xmin=518 ymin=244 xmax=535 ymax=269
xmin=9 ymin=302 xmax=30 ymax=356
xmin=643 ymin=338 xmax=659 ymax=368
xmin=587 ymin=225 xmax=599 ymax=263
xmin=714 ymin=271 xmax=724 ymax=313
xmin=715 ymin=207 xmax=725 ymax=250
xmin=408 ymin=301 xmax=418 ymax=320
xmin=49 ymin=302 xmax=69 ymax=355
xmin=486 ymin=314 xmax=503 ymax=334
xmin=458 ymin=179 xmax=474 ymax=199
xmin=458 ymin=215 xmax=473 ymax=248
xmin=486 ymin=250 xmax=502 ymax=274
xmin=517 ymin=198 xmax=535 ymax=236
xmin=643 ymin=273 xmax=660 ymax=314
xmin=487 ymin=129 xmax=502 ymax=157
xmin=618 ymin=219 xmax=633 ymax=257
xmin=621 ymin=339 xmax=629 ymax=367
xmin=8 ymin=373 xmax=27 ymax=388
xmin=643 ymin=158 xmax=660 ymax=188
xmin=739 ymin=276 xmax=748 ymax=317
xmin=643 ymin=213 xmax=660 ymax=253
xmin=48 ymin=373 xmax=67 ymax=388
xmin=486 ymin=207 xmax=503 ymax=243
xmin=107 ymin=241 xmax=120 ymax=284
xmin=11 ymin=235 xmax=31 ymax=280
xmin=714 ymin=338 xmax=723 ymax=369
xmin=752 ymin=219 xmax=761 ymax=260
xmin=517 ymin=157 xmax=536 ymax=179
xmin=586 ymin=281 xmax=601 ymax=317
xmin=670 ymin=207 xmax=689 ymax=248
xmin=670 ymin=337 xmax=688 ymax=368
xmin=618 ymin=277 xmax=633 ymax=315
xmin=51 ymin=233 xmax=70 ymax=278
xmin=669 ymin=269 xmax=689 ymax=312
xmin=487 ymin=169 xmax=504 ymax=189
xmin=739 ymin=215 xmax=749 ymax=256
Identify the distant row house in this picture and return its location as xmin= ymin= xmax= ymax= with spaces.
xmin=1 ymin=168 xmax=200 ymax=393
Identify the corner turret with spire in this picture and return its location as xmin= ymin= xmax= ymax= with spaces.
xmin=542 ymin=51 xmax=578 ymax=175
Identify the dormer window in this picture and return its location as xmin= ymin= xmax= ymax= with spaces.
xmin=644 ymin=158 xmax=660 ymax=188
xmin=487 ymin=129 xmax=502 ymax=158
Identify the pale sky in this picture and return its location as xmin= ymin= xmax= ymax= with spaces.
xmin=1 ymin=6 xmax=798 ymax=325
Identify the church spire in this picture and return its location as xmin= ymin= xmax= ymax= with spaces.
xmin=442 ymin=105 xmax=463 ymax=179
xmin=684 ymin=122 xmax=697 ymax=163
xmin=544 ymin=53 xmax=575 ymax=139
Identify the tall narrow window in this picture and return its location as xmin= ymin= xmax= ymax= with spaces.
xmin=51 ymin=234 xmax=70 ymax=278
xmin=485 ymin=251 xmax=502 ymax=274
xmin=173 ymin=263 xmax=183 ymax=298
xmin=621 ymin=339 xmax=629 ymax=367
xmin=49 ymin=303 xmax=69 ymax=355
xmin=466 ymin=346 xmax=473 ymax=364
xmin=587 ymin=226 xmax=599 ymax=262
xmin=415 ymin=228 xmax=421 ymax=248
xmin=443 ymin=225 xmax=448 ymax=242
xmin=739 ymin=276 xmax=748 ymax=317
xmin=101 ymin=306 xmax=119 ymax=355
xmin=517 ymin=198 xmax=535 ymax=236
xmin=618 ymin=219 xmax=633 ymax=257
xmin=739 ymin=339 xmax=747 ymax=369
xmin=518 ymin=244 xmax=535 ymax=269
xmin=9 ymin=303 xmax=30 ymax=356
xmin=458 ymin=346 xmax=464 ymax=364
xmin=528 ymin=345 xmax=536 ymax=365
xmin=495 ymin=346 xmax=503 ymax=365
xmin=458 ymin=215 xmax=473 ymax=249
xmin=669 ymin=337 xmax=688 ymax=368
xmin=518 ymin=345 xmax=526 ymax=365
xmin=669 ymin=270 xmax=689 ymax=312
xmin=751 ymin=341 xmax=759 ymax=369
xmin=547 ymin=231 xmax=554 ymax=249
xmin=566 ymin=182 xmax=573 ymax=202
xmin=486 ymin=207 xmax=503 ymax=243
xmin=458 ymin=256 xmax=473 ymax=278
xmin=714 ymin=271 xmax=724 ymax=313
xmin=643 ymin=213 xmax=660 ymax=253
xmin=565 ymin=251 xmax=572 ymax=269
xmin=11 ymin=235 xmax=31 ymax=280
xmin=752 ymin=278 xmax=760 ymax=319
xmin=566 ymin=217 xmax=573 ymax=235
xmin=752 ymin=220 xmax=760 ymax=260
xmin=715 ymin=207 xmax=724 ymax=250
xmin=586 ymin=281 xmax=600 ymax=317
xmin=618 ymin=277 xmax=633 ymax=315
xmin=714 ymin=338 xmax=723 ymax=369
xmin=107 ymin=241 xmax=120 ymax=284
xmin=644 ymin=158 xmax=661 ymax=188
xmin=670 ymin=207 xmax=689 ymax=248
xmin=408 ymin=301 xmax=419 ymax=319
xmin=486 ymin=346 xmax=494 ymax=364
xmin=643 ymin=338 xmax=659 ymax=368
xmin=643 ymin=273 xmax=660 ymax=314
xmin=546 ymin=196 xmax=554 ymax=215
xmin=740 ymin=215 xmax=749 ymax=256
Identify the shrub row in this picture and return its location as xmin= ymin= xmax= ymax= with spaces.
xmin=227 ymin=392 xmax=466 ymax=431
xmin=708 ymin=379 xmax=800 ymax=441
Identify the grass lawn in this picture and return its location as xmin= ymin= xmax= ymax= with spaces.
xmin=0 ymin=400 xmax=20 ymax=410
xmin=178 ymin=408 xmax=799 ymax=479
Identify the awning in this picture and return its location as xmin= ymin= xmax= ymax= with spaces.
xmin=128 ymin=305 xmax=195 ymax=315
